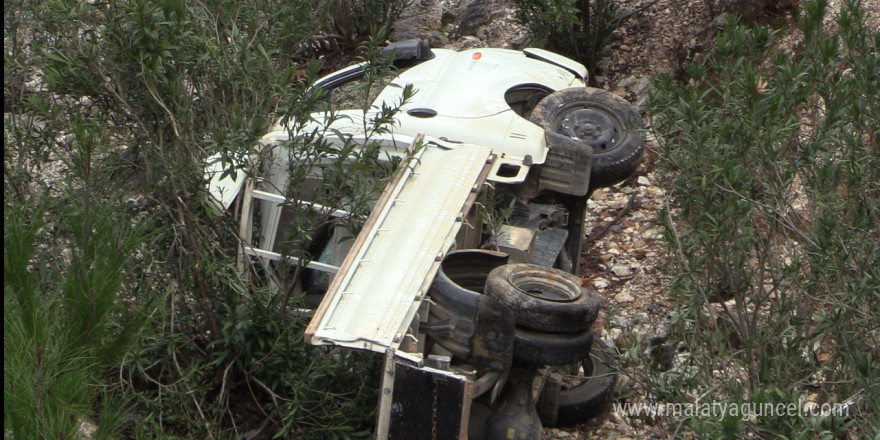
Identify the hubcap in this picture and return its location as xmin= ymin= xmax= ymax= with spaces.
xmin=558 ymin=108 xmax=618 ymax=151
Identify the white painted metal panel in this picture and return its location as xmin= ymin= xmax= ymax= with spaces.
xmin=205 ymin=153 xmax=248 ymax=210
xmin=306 ymin=144 xmax=494 ymax=352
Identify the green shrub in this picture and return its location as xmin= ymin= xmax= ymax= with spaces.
xmin=4 ymin=132 xmax=152 ymax=439
xmin=650 ymin=0 xmax=879 ymax=436
xmin=510 ymin=0 xmax=619 ymax=83
xmin=5 ymin=0 xmax=410 ymax=437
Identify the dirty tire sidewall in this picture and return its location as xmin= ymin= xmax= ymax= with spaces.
xmin=513 ymin=326 xmax=593 ymax=366
xmin=531 ymin=87 xmax=644 ymax=187
xmin=486 ymin=263 xmax=600 ymax=333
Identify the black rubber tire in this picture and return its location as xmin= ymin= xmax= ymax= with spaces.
xmin=530 ymin=87 xmax=644 ymax=187
xmin=535 ymin=332 xmax=593 ymax=426
xmin=552 ymin=339 xmax=618 ymax=427
xmin=485 ymin=263 xmax=600 ymax=333
xmin=427 ymin=250 xmax=515 ymax=372
xmin=513 ymin=326 xmax=593 ymax=366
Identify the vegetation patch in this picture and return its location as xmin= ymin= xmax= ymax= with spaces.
xmin=647 ymin=0 xmax=879 ymax=436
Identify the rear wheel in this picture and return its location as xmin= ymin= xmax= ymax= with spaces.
xmin=485 ymin=263 xmax=600 ymax=333
xmin=549 ymin=339 xmax=618 ymax=427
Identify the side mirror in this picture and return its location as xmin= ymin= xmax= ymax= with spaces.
xmin=382 ymin=39 xmax=435 ymax=66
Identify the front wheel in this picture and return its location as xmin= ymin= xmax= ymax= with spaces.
xmin=531 ymin=88 xmax=645 ymax=188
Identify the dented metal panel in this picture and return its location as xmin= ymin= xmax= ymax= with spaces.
xmin=305 ymin=143 xmax=494 ymax=352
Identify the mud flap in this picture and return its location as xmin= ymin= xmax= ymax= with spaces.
xmin=426 ymin=250 xmax=516 ymax=373
xmin=425 ymin=295 xmax=515 ymax=373
xmin=539 ymin=131 xmax=592 ymax=196
xmin=470 ymin=295 xmax=516 ymax=372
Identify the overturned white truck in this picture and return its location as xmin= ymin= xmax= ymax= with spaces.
xmin=207 ymin=41 xmax=644 ymax=439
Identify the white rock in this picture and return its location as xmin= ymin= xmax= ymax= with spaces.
xmin=611 ymin=264 xmax=633 ymax=277
xmin=634 ymin=77 xmax=652 ymax=94
xmin=611 ymin=328 xmax=629 ymax=349
xmin=642 ymin=228 xmax=664 ymax=240
xmin=803 ymin=400 xmax=819 ymax=413
xmin=614 ymin=291 xmax=635 ymax=303
xmin=649 ymin=186 xmax=667 ymax=196
xmin=617 ymin=75 xmax=638 ymax=88
xmin=78 ymin=418 xmax=98 ymax=439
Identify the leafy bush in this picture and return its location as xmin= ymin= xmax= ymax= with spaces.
xmin=650 ymin=0 xmax=879 ymax=436
xmin=4 ymin=0 xmax=409 ymax=437
xmin=4 ymin=132 xmax=152 ymax=439
xmin=510 ymin=0 xmax=620 ymax=83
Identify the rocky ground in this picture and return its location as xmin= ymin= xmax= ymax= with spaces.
xmin=393 ymin=0 xmax=877 ymax=438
